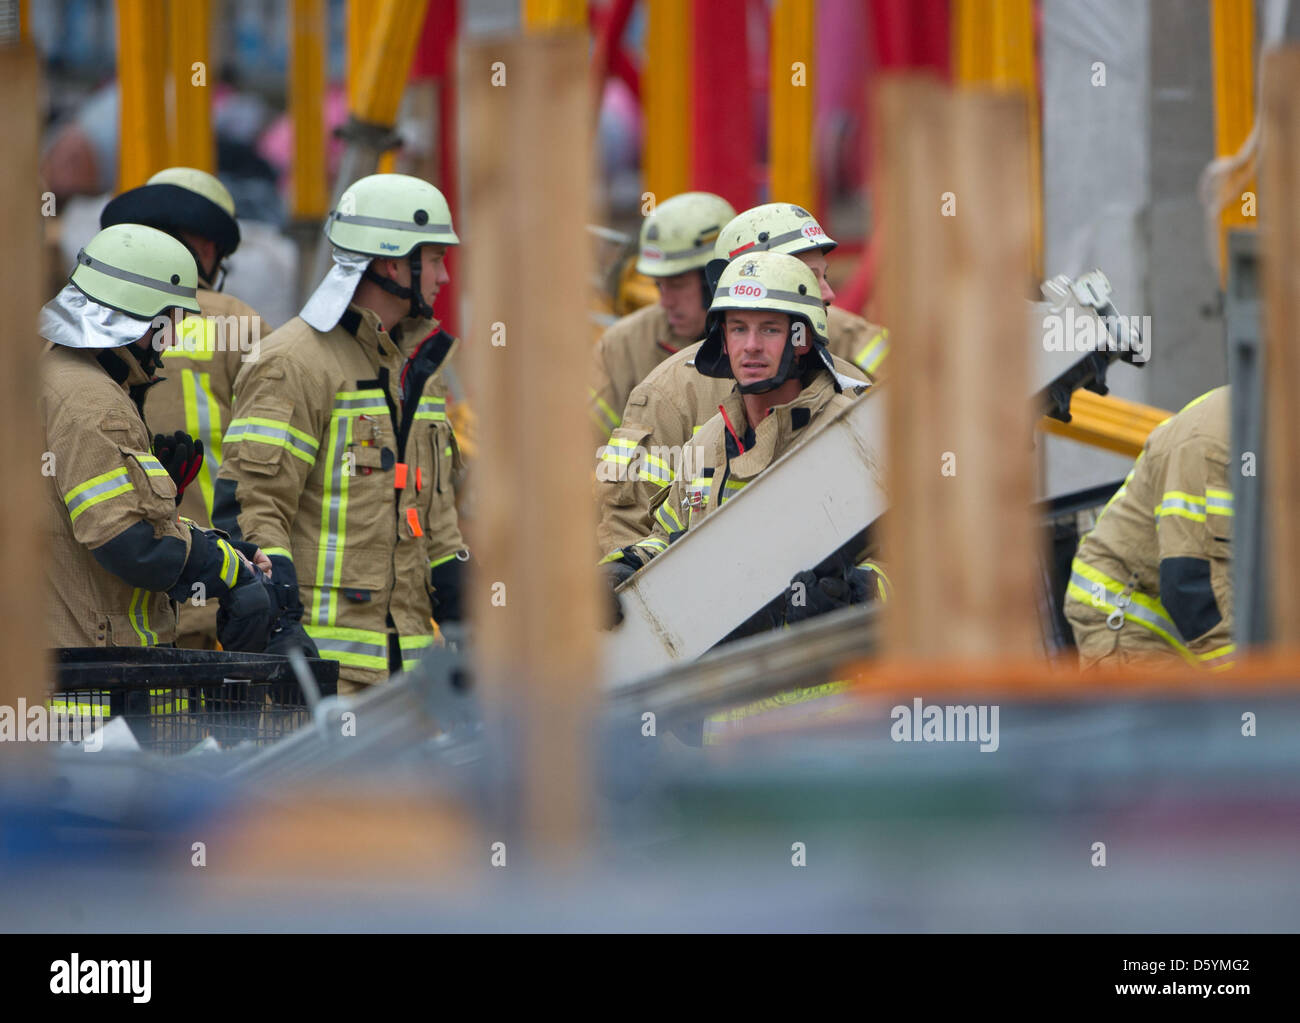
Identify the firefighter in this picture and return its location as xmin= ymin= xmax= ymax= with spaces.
xmin=600 ymin=250 xmax=888 ymax=624
xmin=99 ymin=166 xmax=268 ymax=648
xmin=214 ymin=173 xmax=467 ymax=695
xmin=595 ymin=202 xmax=881 ymax=551
xmin=588 ymin=191 xmax=736 ymax=448
xmin=39 ymin=224 xmax=274 ymax=651
xmin=1064 ymin=387 xmax=1234 ymax=670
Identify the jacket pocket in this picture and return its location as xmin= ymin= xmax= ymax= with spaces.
xmin=121 ymin=448 xmax=178 ymax=506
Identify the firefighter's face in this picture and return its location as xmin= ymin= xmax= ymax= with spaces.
xmin=796 ymin=249 xmax=835 ymax=305
xmin=723 ymin=309 xmax=795 ymax=386
xmin=656 ymin=270 xmax=707 ymax=339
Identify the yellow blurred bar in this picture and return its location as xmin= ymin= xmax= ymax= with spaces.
xmin=117 ymin=0 xmax=170 ymax=190
xmin=1037 ymin=390 xmax=1172 ymax=458
xmin=952 ymin=0 xmax=1043 ymax=280
xmin=168 ymin=0 xmax=214 ymax=172
xmin=352 ymin=1 xmax=426 ymax=127
xmin=522 ymin=0 xmax=586 ymax=31
xmin=20 ymin=0 xmax=28 ymax=42
xmin=643 ymin=0 xmax=689 ymax=203
xmin=1210 ymin=0 xmax=1256 ymax=282
xmin=290 ymin=0 xmax=329 ymax=218
xmin=346 ymin=0 xmax=378 ymax=110
xmin=769 ymin=0 xmax=816 ymax=212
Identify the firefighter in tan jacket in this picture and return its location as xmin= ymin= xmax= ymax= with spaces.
xmin=39 ymin=225 xmax=274 ymax=650
xmin=214 ymin=174 xmax=467 ymax=694
xmin=601 ymin=251 xmax=888 ymax=623
xmin=99 ymin=167 xmax=268 ymax=648
xmin=589 ymin=192 xmax=736 ymax=448
xmin=596 ymin=202 xmax=885 ymax=551
xmin=1064 ymin=386 xmax=1234 ymax=670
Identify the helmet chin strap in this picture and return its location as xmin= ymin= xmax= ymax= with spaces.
xmin=363 ymin=251 xmax=433 ymax=321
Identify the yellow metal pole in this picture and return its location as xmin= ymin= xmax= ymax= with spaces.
xmin=769 ymin=0 xmax=816 ymax=212
xmin=352 ymin=1 xmax=426 ymax=127
xmin=290 ymin=0 xmax=329 ymax=219
xmin=952 ymin=0 xmax=1043 ymax=281
xmin=167 ymin=0 xmax=214 ymax=171
xmin=117 ymin=0 xmax=170 ymax=190
xmin=522 ymin=0 xmax=586 ymax=32
xmin=1210 ymin=0 xmax=1256 ymax=282
xmin=643 ymin=0 xmax=690 ymax=204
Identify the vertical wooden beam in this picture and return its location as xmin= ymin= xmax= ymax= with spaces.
xmin=462 ymin=35 xmax=598 ymax=863
xmin=643 ymin=0 xmax=690 ymax=203
xmin=117 ymin=0 xmax=170 ymax=189
xmin=878 ymin=76 xmax=1039 ymax=660
xmin=290 ymin=0 xmax=329 ymax=220
xmin=167 ymin=0 xmax=214 ymax=172
xmin=769 ymin=0 xmax=817 ymax=213
xmin=1261 ymin=48 xmax=1300 ymax=649
xmin=0 ymin=39 xmax=50 ymax=740
xmin=1210 ymin=0 xmax=1256 ymax=282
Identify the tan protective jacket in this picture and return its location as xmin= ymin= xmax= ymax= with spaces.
xmin=588 ymin=303 xmax=697 ymax=448
xmin=43 ymin=344 xmax=189 ymax=647
xmin=144 ymin=288 xmax=265 ymax=644
xmin=824 ymin=305 xmax=890 ymax=378
xmin=595 ymin=335 xmax=873 ymax=552
xmin=607 ymin=368 xmax=886 ymax=587
xmin=216 ymin=305 xmax=465 ymax=686
xmin=1064 ymin=387 xmax=1234 ymax=670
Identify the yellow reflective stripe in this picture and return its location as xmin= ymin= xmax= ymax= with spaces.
xmin=226 ymin=416 xmax=319 ymax=464
xmin=642 ymin=453 xmax=674 ymax=485
xmin=413 ymin=396 xmax=447 ymax=422
xmin=1206 ymin=488 xmax=1234 ymax=516
xmin=653 ymin=498 xmax=684 ymax=534
xmin=64 ymin=467 xmax=133 ymax=523
xmin=333 ymin=390 xmax=389 ymax=417
xmin=588 ymin=387 xmax=621 ymax=433
xmin=147 ymin=688 xmax=191 ymax=713
xmin=47 ymin=697 xmax=111 ymax=718
xmin=181 ymin=368 xmax=223 ymax=518
xmin=127 ymin=588 xmax=157 ymax=646
xmin=216 ymin=538 xmax=240 ymax=590
xmin=854 ymin=329 xmax=890 ymax=375
xmin=632 ymin=536 xmax=669 ymax=557
xmin=263 ymin=547 xmax=292 ymax=559
xmin=1154 ymin=489 xmax=1207 ymax=523
xmin=1067 ymin=559 xmax=1194 ymax=662
xmin=857 ymin=560 xmax=892 ymax=603
xmin=313 ymin=411 xmax=352 ymax=627
xmin=304 ymin=625 xmax=388 ymax=670
xmin=166 ymin=315 xmax=218 ymax=361
xmin=399 ymin=634 xmax=434 ymax=670
xmin=429 ymin=552 xmax=459 ymax=569
xmin=137 ymin=454 xmax=170 ymax=478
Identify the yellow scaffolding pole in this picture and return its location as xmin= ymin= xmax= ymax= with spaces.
xmin=167 ymin=0 xmax=214 ymax=172
xmin=117 ymin=0 xmax=170 ymax=190
xmin=347 ymin=1 xmax=399 ymax=171
xmin=522 ymin=0 xmax=586 ymax=32
xmin=769 ymin=0 xmax=816 ymax=213
xmin=1038 ymin=390 xmax=1172 ymax=459
xmin=1210 ymin=0 xmax=1256 ymax=283
xmin=643 ymin=0 xmax=690 ymax=204
xmin=290 ymin=0 xmax=329 ymax=219
xmin=952 ymin=0 xmax=1043 ymax=281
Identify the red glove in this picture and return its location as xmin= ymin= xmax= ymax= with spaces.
xmin=152 ymin=431 xmax=205 ymax=503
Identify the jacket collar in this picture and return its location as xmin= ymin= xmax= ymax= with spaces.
xmin=94 ymin=344 xmax=155 ymax=391
xmin=719 ymin=368 xmax=840 ymax=479
xmin=339 ymin=303 xmax=405 ymax=363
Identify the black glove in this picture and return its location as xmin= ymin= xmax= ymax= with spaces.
xmin=217 ymin=574 xmax=276 ymax=652
xmin=784 ymin=564 xmax=880 ymax=625
xmin=262 ymin=553 xmax=319 ymax=657
xmin=152 ymin=430 xmax=204 ymax=503
xmin=602 ymin=559 xmax=639 ymax=629
xmin=430 ymin=555 xmax=466 ymax=624
xmin=265 ymin=618 xmax=320 ymax=659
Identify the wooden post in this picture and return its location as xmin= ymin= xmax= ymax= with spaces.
xmin=0 ymin=38 xmax=51 ymax=741
xmin=1261 ymin=48 xmax=1300 ymax=649
xmin=877 ymin=76 xmax=1039 ymax=660
xmin=461 ymin=35 xmax=599 ymax=864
